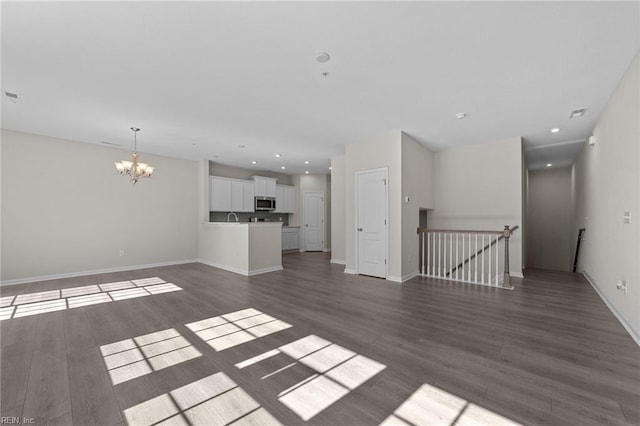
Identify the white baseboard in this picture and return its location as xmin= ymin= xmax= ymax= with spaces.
xmin=583 ymin=271 xmax=640 ymax=347
xmin=0 ymin=259 xmax=198 ymax=286
xmin=344 ymin=268 xmax=357 ymax=275
xmin=323 ymin=248 xmax=331 ymax=253
xmin=197 ymin=260 xmax=282 ymax=277
xmin=511 ymin=272 xmax=524 ymax=278
xmin=387 ymin=271 xmax=420 ymax=283
xmin=330 ymin=259 xmax=346 ymax=265
xmin=247 ymin=265 xmax=284 ymax=276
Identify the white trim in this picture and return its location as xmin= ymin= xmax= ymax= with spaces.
xmin=0 ymin=259 xmax=198 ymax=286
xmin=322 ymin=248 xmax=331 ymax=252
xmin=511 ymin=272 xmax=524 ymax=278
xmin=247 ymin=265 xmax=284 ymax=276
xmin=387 ymin=271 xmax=420 ymax=283
xmin=583 ymin=271 xmax=640 ymax=347
xmin=402 ymin=271 xmax=420 ymax=282
xmin=197 ymin=259 xmax=283 ymax=277
xmin=344 ymin=268 xmax=357 ymax=275
xmin=330 ymin=259 xmax=346 ymax=265
xmin=355 ymin=167 xmax=389 ymax=279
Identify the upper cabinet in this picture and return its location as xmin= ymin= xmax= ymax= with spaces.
xmin=252 ymin=176 xmax=277 ymax=198
xmin=275 ymin=184 xmax=295 ymax=213
xmin=210 ymin=176 xmax=254 ymax=212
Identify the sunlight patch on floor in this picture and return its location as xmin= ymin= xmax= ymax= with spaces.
xmin=186 ymin=308 xmax=292 ymax=351
xmin=100 ymin=328 xmax=201 ymax=385
xmin=0 ymin=277 xmax=182 ymax=321
xmin=123 ymin=372 xmax=282 ymax=426
xmin=235 ymin=334 xmax=386 ymax=421
xmin=380 ymin=383 xmax=522 ymax=426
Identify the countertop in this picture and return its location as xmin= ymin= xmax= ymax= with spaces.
xmin=205 ymin=222 xmax=283 ymax=227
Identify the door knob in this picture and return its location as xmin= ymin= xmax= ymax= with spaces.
xmin=357 ymin=228 xmax=363 ymax=232
xmin=305 ymin=224 xmax=308 ymax=227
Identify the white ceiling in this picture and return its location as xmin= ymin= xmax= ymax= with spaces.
xmin=2 ymin=2 xmax=638 ymax=174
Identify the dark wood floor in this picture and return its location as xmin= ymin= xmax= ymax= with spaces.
xmin=1 ymin=253 xmax=638 ymax=425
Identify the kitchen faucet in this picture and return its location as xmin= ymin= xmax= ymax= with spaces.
xmin=227 ymin=212 xmax=239 ymax=223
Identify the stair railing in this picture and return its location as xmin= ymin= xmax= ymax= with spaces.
xmin=417 ymin=225 xmax=518 ymax=289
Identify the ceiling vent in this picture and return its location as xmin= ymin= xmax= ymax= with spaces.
xmin=4 ymin=91 xmax=20 ymax=103
xmin=569 ymin=108 xmax=587 ymax=118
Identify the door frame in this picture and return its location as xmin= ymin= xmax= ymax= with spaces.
xmin=355 ymin=167 xmax=389 ymax=278
xmin=302 ymin=190 xmax=325 ymax=252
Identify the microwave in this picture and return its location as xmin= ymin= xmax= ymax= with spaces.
xmin=255 ymin=196 xmax=276 ymax=211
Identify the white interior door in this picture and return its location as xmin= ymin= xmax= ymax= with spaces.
xmin=303 ymin=191 xmax=324 ymax=251
xmin=357 ymin=169 xmax=387 ymax=278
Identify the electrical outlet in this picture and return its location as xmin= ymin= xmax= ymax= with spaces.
xmin=623 ymin=211 xmax=631 ymax=224
xmin=119 ymin=249 xmax=125 ymax=257
xmin=616 ymin=280 xmax=627 ymax=294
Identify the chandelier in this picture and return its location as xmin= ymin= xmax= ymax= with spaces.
xmin=114 ymin=127 xmax=154 ymax=184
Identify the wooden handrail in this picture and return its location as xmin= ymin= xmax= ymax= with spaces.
xmin=444 ymin=225 xmax=519 ymax=277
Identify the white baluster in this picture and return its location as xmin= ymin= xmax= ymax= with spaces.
xmin=488 ymin=234 xmax=492 ymax=286
xmin=438 ymin=232 xmax=442 ymax=277
xmin=461 ymin=234 xmax=465 ymax=281
xmin=427 ymin=232 xmax=431 ymax=276
xmin=422 ymin=232 xmax=425 ymax=275
xmin=474 ymin=234 xmax=478 ymax=283
xmin=468 ymin=234 xmax=472 ymax=282
xmin=450 ymin=233 xmax=453 ymax=280
xmin=481 ymin=234 xmax=485 ymax=284
xmin=456 ymin=233 xmax=459 ymax=281
xmin=495 ymin=236 xmax=499 ymax=286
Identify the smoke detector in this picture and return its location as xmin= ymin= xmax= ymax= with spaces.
xmin=316 ymin=52 xmax=331 ymax=63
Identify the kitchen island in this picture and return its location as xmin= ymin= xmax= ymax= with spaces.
xmin=199 ymin=222 xmax=283 ymax=276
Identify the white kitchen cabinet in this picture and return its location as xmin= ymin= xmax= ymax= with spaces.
xmin=282 ymin=227 xmax=300 ymax=251
xmin=210 ymin=176 xmax=255 ymax=212
xmin=210 ymin=177 xmax=232 ymax=211
xmin=253 ymin=176 xmax=277 ymax=198
xmin=231 ymin=180 xmax=244 ymax=211
xmin=275 ymin=184 xmax=295 ymax=213
xmin=242 ymin=181 xmax=255 ymax=212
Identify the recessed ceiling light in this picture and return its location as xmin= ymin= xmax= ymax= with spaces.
xmin=281 ymin=166 xmax=286 ymax=170
xmin=305 ymin=171 xmax=309 ymax=174
xmin=304 ymin=160 xmax=310 ymax=165
xmin=316 ymin=52 xmax=331 ymax=63
xmin=275 ymin=154 xmax=281 ymax=158
xmin=570 ymin=108 xmax=587 ymax=118
xmin=455 ymin=112 xmax=467 ymax=120
xmin=547 ymin=163 xmax=552 ymax=167
xmin=550 ymin=128 xmax=560 ymax=133
xmin=251 ymin=161 xmax=257 ymax=165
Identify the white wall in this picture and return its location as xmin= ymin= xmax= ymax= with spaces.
xmin=330 ymin=155 xmax=346 ymax=264
xmin=1 ymin=129 xmax=199 ymax=283
xmin=527 ymin=167 xmax=572 ymax=271
xmin=572 ymin=53 xmax=639 ymax=341
xmin=345 ymin=131 xmax=402 ymax=278
xmin=430 ymin=137 xmax=523 ymax=275
xmin=401 ymin=133 xmax=435 ymax=279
